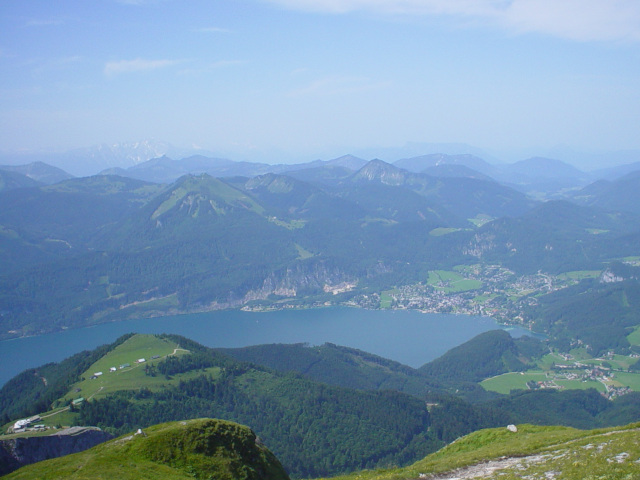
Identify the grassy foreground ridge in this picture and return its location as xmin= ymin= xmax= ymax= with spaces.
xmin=3 ymin=418 xmax=290 ymax=480
xmin=323 ymin=422 xmax=640 ymax=480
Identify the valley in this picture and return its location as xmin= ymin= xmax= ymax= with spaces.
xmin=3 ymin=152 xmax=640 ymax=478
xmin=5 ymin=0 xmax=640 ymax=475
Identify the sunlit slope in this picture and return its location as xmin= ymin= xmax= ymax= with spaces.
xmin=326 ymin=422 xmax=640 ymax=480
xmin=59 ymin=334 xmax=199 ymax=403
xmin=3 ymin=418 xmax=290 ymax=480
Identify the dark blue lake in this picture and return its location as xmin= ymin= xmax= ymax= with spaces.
xmin=0 ymin=307 xmax=533 ymax=387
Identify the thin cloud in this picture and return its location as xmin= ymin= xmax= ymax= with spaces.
xmin=263 ymin=0 xmax=640 ymax=42
xmin=104 ymin=58 xmax=183 ymax=76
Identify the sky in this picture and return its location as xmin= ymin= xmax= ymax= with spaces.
xmin=1 ymin=0 xmax=640 ymax=165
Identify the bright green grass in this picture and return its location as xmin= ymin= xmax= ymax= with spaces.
xmin=428 ymin=227 xmax=461 ymax=236
xmin=626 ymin=325 xmax=640 ymax=346
xmin=62 ymin=335 xmax=189 ymax=403
xmin=321 ymin=424 xmax=640 ymax=480
xmin=427 ymin=270 xmax=482 ymax=293
xmin=472 ymin=294 xmax=491 ymax=303
xmin=535 ymin=352 xmax=566 ymax=370
xmin=621 ymin=256 xmax=640 ymax=266
xmin=379 ymin=291 xmax=395 ymax=309
xmin=4 ymin=419 xmax=290 ymax=480
xmin=556 ymin=270 xmax=601 ymax=280
xmin=608 ymin=354 xmax=636 ymax=371
xmin=611 ymin=371 xmax=640 ymax=391
xmin=568 ymin=347 xmax=591 ymax=360
xmin=39 ymin=408 xmax=79 ymax=428
xmin=294 ymin=243 xmax=314 ymax=260
xmin=468 ymin=214 xmax=494 ymax=227
xmin=554 ymin=379 xmax=606 ymax=392
xmin=481 ymin=372 xmax=547 ymax=394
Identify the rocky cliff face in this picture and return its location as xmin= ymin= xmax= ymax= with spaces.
xmin=244 ymin=261 xmax=355 ymax=301
xmin=0 ymin=427 xmax=113 ymax=476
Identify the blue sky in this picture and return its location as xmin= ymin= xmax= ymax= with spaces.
xmin=2 ymin=0 xmax=640 ymax=164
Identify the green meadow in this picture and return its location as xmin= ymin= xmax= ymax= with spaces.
xmin=61 ymin=335 xmax=193 ymax=403
xmin=481 ymin=372 xmax=547 ymax=394
xmin=427 ymin=270 xmax=483 ymax=293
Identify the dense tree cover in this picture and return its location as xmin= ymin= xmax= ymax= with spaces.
xmin=218 ymin=343 xmax=444 ymax=397
xmin=487 ymin=389 xmax=617 ymax=430
xmin=220 ymin=333 xmax=547 ymax=403
xmin=77 ymin=368 xmax=439 ymax=478
xmin=425 ymin=394 xmax=511 ymax=443
xmin=466 ymin=200 xmax=639 ymax=275
xmin=0 ymin=334 xmax=134 ymax=420
xmin=526 ymin=279 xmax=640 ymax=355
xmin=4 ymin=333 xmax=640 ymax=478
xmin=2 ymin=170 xmax=640 ymax=349
xmin=74 ymin=345 xmax=640 ymax=477
xmin=419 ymin=330 xmax=528 ymax=383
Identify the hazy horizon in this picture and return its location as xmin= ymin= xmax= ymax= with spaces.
xmin=2 ymin=1 xmax=640 ymax=168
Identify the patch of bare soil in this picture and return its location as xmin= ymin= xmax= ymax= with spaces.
xmin=416 ymin=454 xmax=548 ymax=479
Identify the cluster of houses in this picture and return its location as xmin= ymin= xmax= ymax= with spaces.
xmin=8 ymin=415 xmax=44 ymax=434
xmin=89 ymin=355 xmax=162 ymax=380
xmin=5 ymin=354 xmax=168 ymax=435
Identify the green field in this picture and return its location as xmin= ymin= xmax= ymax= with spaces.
xmin=429 ymin=227 xmax=461 ymax=237
xmin=481 ymin=372 xmax=547 ymax=394
xmin=294 ymin=243 xmax=314 ymax=260
xmin=427 ymin=270 xmax=483 ymax=293
xmin=379 ymin=290 xmax=395 ymax=308
xmin=61 ymin=335 xmax=193 ymax=403
xmin=468 ymin=214 xmax=493 ymax=227
xmin=481 ymin=371 xmax=607 ymax=394
xmin=627 ymin=326 xmax=640 ymax=346
xmin=556 ymin=270 xmax=601 ymax=281
xmin=554 ymin=379 xmax=606 ymax=392
xmin=536 ymin=353 xmax=566 ymax=370
xmin=610 ymin=371 xmax=640 ymax=391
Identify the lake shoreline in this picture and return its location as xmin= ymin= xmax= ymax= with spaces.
xmin=0 ymin=306 xmax=524 ymax=387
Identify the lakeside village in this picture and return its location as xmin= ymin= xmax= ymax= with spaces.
xmin=6 ymin=266 xmax=637 ymax=434
xmin=346 ymin=264 xmax=568 ymax=327
xmin=348 ymin=265 xmax=640 ymax=400
xmin=528 ymin=352 xmax=633 ymax=401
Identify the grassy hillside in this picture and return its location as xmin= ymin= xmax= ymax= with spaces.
xmin=59 ymin=334 xmax=196 ymax=403
xmin=9 ymin=419 xmax=639 ymax=480
xmin=0 ymin=334 xmax=441 ymax=478
xmin=3 ymin=418 xmax=290 ymax=480
xmin=325 ymin=422 xmax=640 ymax=480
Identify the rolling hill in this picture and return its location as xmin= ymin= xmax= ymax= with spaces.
xmin=0 ymin=162 xmax=73 ymax=185
xmin=2 ymin=418 xmax=289 ymax=480
xmin=3 ymin=333 xmax=640 ymax=478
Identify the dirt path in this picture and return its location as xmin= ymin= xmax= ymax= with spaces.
xmin=40 ymin=407 xmax=69 ymax=419
xmin=415 ymin=428 xmax=640 ymax=480
xmin=87 ymin=386 xmax=103 ymax=400
xmin=418 ymin=454 xmax=548 ymax=479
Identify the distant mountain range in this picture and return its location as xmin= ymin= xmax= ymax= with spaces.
xmin=1 ymin=156 xmax=640 ymax=347
xmin=1 ymin=140 xmax=639 ymax=191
